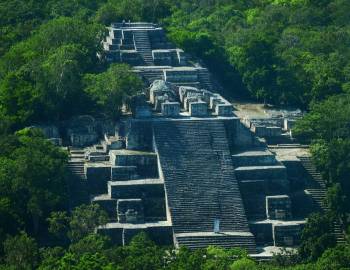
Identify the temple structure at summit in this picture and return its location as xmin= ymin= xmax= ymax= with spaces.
xmin=102 ymin=22 xmax=214 ymax=91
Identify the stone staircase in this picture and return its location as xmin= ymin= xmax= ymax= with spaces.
xmin=299 ymin=156 xmax=327 ymax=211
xmin=68 ymin=149 xmax=86 ymax=179
xmin=137 ymin=69 xmax=164 ymax=84
xmin=299 ymin=156 xmax=326 ymax=189
xmin=68 ymin=160 xmax=85 ymax=179
xmin=298 ymin=156 xmax=346 ymax=243
xmin=133 ymin=30 xmax=154 ymax=65
xmin=175 ymin=232 xmax=256 ymax=252
xmin=67 ymin=149 xmax=89 ymax=206
xmin=154 ymin=119 xmax=256 ymax=251
xmin=197 ymin=68 xmax=213 ymax=91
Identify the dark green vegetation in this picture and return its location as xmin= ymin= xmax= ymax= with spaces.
xmin=0 ymin=129 xmax=68 ymax=247
xmin=1 ymin=231 xmax=350 ymax=270
xmin=0 ymin=0 xmax=349 ymax=269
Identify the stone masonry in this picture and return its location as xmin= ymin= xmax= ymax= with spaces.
xmin=61 ymin=21 xmax=336 ymax=258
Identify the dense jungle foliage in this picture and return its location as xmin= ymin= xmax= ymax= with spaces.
xmin=0 ymin=0 xmax=349 ymax=269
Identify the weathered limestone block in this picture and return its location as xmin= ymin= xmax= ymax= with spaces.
xmin=135 ymin=106 xmax=152 ymax=118
xmin=85 ymin=148 xmax=109 ymax=162
xmin=209 ymin=95 xmax=223 ymax=110
xmin=130 ymin=94 xmax=152 ymax=118
xmin=162 ymin=102 xmax=180 ymax=117
xmin=251 ymin=125 xmax=266 ymax=137
xmin=125 ymin=120 xmax=153 ymax=151
xmin=267 ymin=178 xmax=290 ymax=194
xmin=117 ymin=199 xmax=144 ymax=223
xmin=85 ymin=164 xmax=112 ymax=195
xmin=179 ymin=86 xmax=202 ymax=103
xmin=97 ymin=222 xmax=173 ymax=246
xmin=88 ymin=155 xmax=109 ymax=162
xmin=68 ymin=115 xmax=98 ymax=147
xmin=143 ymin=197 xmax=167 ymax=221
xmin=103 ymin=136 xmax=124 ymax=151
xmin=234 ymin=165 xmax=287 ymax=180
xmin=106 ymin=36 xmax=121 ymax=45
xmin=111 ymin=166 xmax=139 ymax=181
xmin=176 ymin=49 xmax=187 ymax=66
xmin=252 ymin=124 xmax=282 ymax=137
xmin=189 ymin=101 xmax=208 ymax=116
xmin=70 ymin=133 xmax=98 ymax=147
xmin=164 ymin=68 xmax=198 ymax=83
xmin=215 ymin=103 xmax=233 ymax=116
xmin=92 ymin=195 xmax=117 ymax=217
xmin=108 ymin=179 xmax=165 ymax=199
xmin=201 ymin=89 xmax=215 ymax=103
xmin=110 ymin=29 xmax=122 ymax=39
xmin=184 ymin=96 xmax=200 ymax=111
xmin=149 ymin=80 xmax=175 ymax=104
xmin=120 ymin=50 xmax=142 ymax=65
xmin=154 ymin=95 xmax=169 ymax=111
xmin=266 ymin=126 xmax=282 ymax=137
xmin=266 ymin=195 xmax=292 ymax=220
xmin=231 ymin=150 xmax=276 ymax=167
xmin=242 ymin=194 xmax=266 ymax=219
xmin=110 ymin=150 xmax=158 ymax=177
xmin=224 ymin=119 xmax=263 ymax=149
xmin=284 ymin=119 xmax=296 ymax=131
xmin=121 ymin=30 xmax=134 ymax=40
xmin=249 ymin=222 xmax=273 ymax=245
xmin=273 ymin=222 xmax=305 ymax=246
xmin=104 ymin=42 xmax=120 ymax=51
xmin=152 ymin=50 xmax=172 ymax=66
xmin=240 ymin=180 xmax=267 ymax=195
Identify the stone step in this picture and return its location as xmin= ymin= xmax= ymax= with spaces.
xmin=133 ymin=30 xmax=154 ymax=65
xmin=234 ymin=165 xmax=286 ymax=180
xmin=232 ymin=149 xmax=277 ymax=167
xmin=175 ymin=233 xmax=256 ymax=252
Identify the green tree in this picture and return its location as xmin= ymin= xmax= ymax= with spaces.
xmin=84 ymin=64 xmax=143 ymax=119
xmin=47 ymin=211 xmax=70 ymax=245
xmin=0 ymin=129 xmax=69 ymax=237
xmin=299 ymin=213 xmax=336 ymax=261
xmin=315 ymin=244 xmax=350 ymax=270
xmin=230 ymin=257 xmax=257 ymax=270
xmin=69 ymin=234 xmax=111 ymax=256
xmin=3 ymin=232 xmax=39 ymax=270
xmin=68 ymin=204 xmax=108 ymax=242
xmin=112 ymin=232 xmax=166 ymax=270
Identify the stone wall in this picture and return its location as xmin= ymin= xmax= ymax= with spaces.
xmin=110 ymin=151 xmax=158 ymax=178
xmin=86 ymin=164 xmax=111 ymax=195
xmin=125 ymin=120 xmax=153 ymax=151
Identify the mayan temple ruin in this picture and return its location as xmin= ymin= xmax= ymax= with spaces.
xmin=40 ymin=22 xmax=344 ymax=258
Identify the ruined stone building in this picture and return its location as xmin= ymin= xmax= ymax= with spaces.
xmin=59 ymin=22 xmax=343 ymax=258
